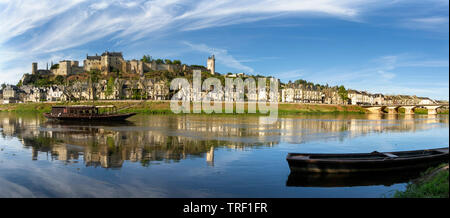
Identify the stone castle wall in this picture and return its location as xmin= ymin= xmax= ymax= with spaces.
xmin=31 ymin=51 xmax=188 ymax=78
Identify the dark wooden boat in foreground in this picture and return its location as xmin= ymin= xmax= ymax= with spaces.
xmin=43 ymin=105 xmax=136 ymax=121
xmin=287 ymin=147 xmax=448 ymax=174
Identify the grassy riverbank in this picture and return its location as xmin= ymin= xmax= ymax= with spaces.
xmin=1 ymin=101 xmax=448 ymax=115
xmin=394 ymin=163 xmax=449 ymax=198
xmin=0 ymin=101 xmax=368 ymax=115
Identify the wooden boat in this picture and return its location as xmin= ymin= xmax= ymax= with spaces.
xmin=287 ymin=147 xmax=448 ymax=173
xmin=43 ymin=105 xmax=136 ymax=121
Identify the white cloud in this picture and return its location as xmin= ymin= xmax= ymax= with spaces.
xmin=401 ymin=16 xmax=449 ymax=31
xmin=0 ymin=0 xmax=87 ymax=45
xmin=377 ymin=70 xmax=396 ymax=80
xmin=0 ymin=0 xmax=370 ymax=83
xmin=183 ymin=41 xmax=254 ymax=73
xmin=275 ymin=69 xmax=305 ymax=82
xmin=0 ymin=0 xmax=376 ymax=53
xmin=295 ymin=54 xmax=449 ymax=99
xmin=399 ymin=60 xmax=449 ymax=68
xmin=89 ymin=1 xmax=110 ymax=10
xmin=0 ymin=0 xmax=447 ymax=85
xmin=411 ymin=17 xmax=448 ymax=24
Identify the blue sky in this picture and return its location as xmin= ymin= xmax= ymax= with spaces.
xmin=0 ymin=0 xmax=448 ymax=99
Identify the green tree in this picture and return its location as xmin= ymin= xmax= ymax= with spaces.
xmin=141 ymin=55 xmax=152 ymax=63
xmin=131 ymin=89 xmax=141 ymax=100
xmin=111 ymin=68 xmax=120 ymax=78
xmin=55 ymin=75 xmax=65 ymax=85
xmin=105 ymin=77 xmax=115 ymax=98
xmin=164 ymin=59 xmax=172 ymax=65
xmin=155 ymin=59 xmax=164 ymax=64
xmin=89 ymin=69 xmax=100 ymax=83
xmin=338 ymin=85 xmax=348 ymax=101
xmin=50 ymin=64 xmax=59 ymax=70
xmin=36 ymin=78 xmax=54 ymax=87
xmin=294 ymin=79 xmax=307 ymax=85
xmin=173 ymin=60 xmax=181 ymax=65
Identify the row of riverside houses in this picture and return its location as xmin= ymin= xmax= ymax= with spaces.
xmin=1 ymin=78 xmax=437 ymax=105
xmin=281 ymin=82 xmax=341 ymax=104
xmin=1 ymin=51 xmax=438 ymax=105
xmin=1 ymin=84 xmax=68 ymax=103
xmin=280 ymin=82 xmax=436 ymax=105
xmin=347 ymin=89 xmax=436 ymax=105
xmin=1 ymin=78 xmax=170 ymax=104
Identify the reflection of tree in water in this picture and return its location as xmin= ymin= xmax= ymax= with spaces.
xmin=22 ymin=136 xmax=64 ymax=160
xmin=1 ymin=113 xmax=448 ymax=169
xmin=19 ymin=125 xmax=271 ymax=169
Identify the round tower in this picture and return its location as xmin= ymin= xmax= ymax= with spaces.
xmin=32 ymin=62 xmax=38 ymax=75
xmin=207 ymin=55 xmax=215 ymax=75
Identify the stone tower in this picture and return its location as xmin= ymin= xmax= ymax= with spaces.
xmin=32 ymin=62 xmax=37 ymax=75
xmin=101 ymin=51 xmax=125 ymax=75
xmin=207 ymin=55 xmax=215 ymax=75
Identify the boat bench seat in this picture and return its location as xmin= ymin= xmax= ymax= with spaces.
xmin=382 ymin=152 xmax=398 ymax=158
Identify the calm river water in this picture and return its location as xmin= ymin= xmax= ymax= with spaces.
xmin=0 ymin=112 xmax=448 ymax=197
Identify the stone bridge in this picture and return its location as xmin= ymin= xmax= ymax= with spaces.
xmin=362 ymin=104 xmax=449 ymax=114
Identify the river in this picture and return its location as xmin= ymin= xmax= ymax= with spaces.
xmin=0 ymin=112 xmax=448 ymax=197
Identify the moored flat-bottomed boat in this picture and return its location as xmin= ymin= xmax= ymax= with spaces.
xmin=43 ymin=105 xmax=136 ymax=121
xmin=287 ymin=147 xmax=448 ymax=173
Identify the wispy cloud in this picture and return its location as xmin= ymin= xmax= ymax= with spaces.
xmin=0 ymin=0 xmax=378 ymax=83
xmin=301 ymin=55 xmax=401 ymax=85
xmin=411 ymin=17 xmax=449 ymax=24
xmin=0 ymin=0 xmax=87 ymax=45
xmin=274 ymin=69 xmax=305 ymax=82
xmin=399 ymin=60 xmax=449 ymax=68
xmin=0 ymin=0 xmax=369 ymax=50
xmin=401 ymin=16 xmax=449 ymax=32
xmin=89 ymin=1 xmax=110 ymax=10
xmin=183 ymin=41 xmax=254 ymax=73
xmin=0 ymin=0 xmax=447 ymax=86
xmin=296 ymin=54 xmax=449 ymax=99
xmin=373 ymin=54 xmax=449 ymax=68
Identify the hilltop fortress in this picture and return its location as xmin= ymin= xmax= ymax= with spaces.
xmin=4 ymin=51 xmax=443 ymax=110
xmin=30 ymin=51 xmax=215 ymax=76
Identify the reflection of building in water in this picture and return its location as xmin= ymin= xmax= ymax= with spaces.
xmin=1 ymin=117 xmax=16 ymax=137
xmin=1 ymin=113 xmax=448 ymax=169
xmin=206 ymin=147 xmax=214 ymax=166
xmin=426 ymin=114 xmax=437 ymax=122
xmin=274 ymin=113 xmax=449 ymax=143
xmin=51 ymin=144 xmax=82 ymax=162
xmin=84 ymin=151 xmax=124 ymax=169
xmin=367 ymin=114 xmax=382 ymax=120
xmin=4 ymin=115 xmax=282 ymax=168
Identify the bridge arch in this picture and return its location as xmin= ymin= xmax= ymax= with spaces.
xmin=362 ymin=104 xmax=447 ymax=115
xmin=400 ymin=106 xmax=416 ymax=115
xmin=423 ymin=105 xmax=442 ymax=115
xmin=386 ymin=106 xmax=400 ymax=114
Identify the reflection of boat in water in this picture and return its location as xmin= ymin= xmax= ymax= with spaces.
xmin=287 ymin=147 xmax=448 ymax=173
xmin=43 ymin=105 xmax=136 ymax=121
xmin=45 ymin=118 xmax=136 ymax=127
xmin=286 ymin=171 xmax=422 ymax=187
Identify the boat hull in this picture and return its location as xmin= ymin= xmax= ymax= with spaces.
xmin=287 ymin=147 xmax=449 ymax=173
xmin=43 ymin=112 xmax=136 ymax=121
